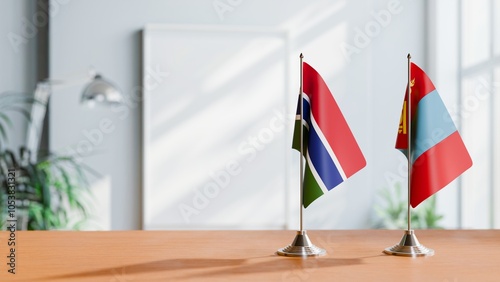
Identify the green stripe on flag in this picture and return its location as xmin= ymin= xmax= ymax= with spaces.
xmin=292 ymin=119 xmax=324 ymax=208
xmin=303 ymin=162 xmax=324 ymax=208
xmin=292 ymin=120 xmax=308 ymax=156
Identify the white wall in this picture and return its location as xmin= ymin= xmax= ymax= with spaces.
xmin=49 ymin=0 xmax=426 ymax=230
xmin=0 ymin=0 xmax=37 ymax=150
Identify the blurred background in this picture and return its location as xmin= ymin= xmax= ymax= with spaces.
xmin=0 ymin=0 xmax=498 ymax=230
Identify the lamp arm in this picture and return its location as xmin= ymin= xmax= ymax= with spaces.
xmin=25 ymin=68 xmax=95 ymax=161
xmin=43 ymin=68 xmax=96 ymax=90
xmin=25 ymin=82 xmax=51 ymax=162
xmin=25 ymin=69 xmax=121 ymax=161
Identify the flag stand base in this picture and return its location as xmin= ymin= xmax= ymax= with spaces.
xmin=277 ymin=230 xmax=326 ymax=257
xmin=383 ymin=230 xmax=434 ymax=257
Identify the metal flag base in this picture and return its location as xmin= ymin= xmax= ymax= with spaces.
xmin=277 ymin=230 xmax=326 ymax=257
xmin=383 ymin=230 xmax=434 ymax=257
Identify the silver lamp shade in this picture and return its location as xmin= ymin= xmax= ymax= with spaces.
xmin=81 ymin=74 xmax=122 ymax=106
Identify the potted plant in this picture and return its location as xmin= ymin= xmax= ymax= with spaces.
xmin=0 ymin=92 xmax=93 ymax=230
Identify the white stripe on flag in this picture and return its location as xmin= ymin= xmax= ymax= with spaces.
xmin=306 ymin=151 xmax=329 ymax=194
xmin=298 ymin=93 xmax=312 ymax=129
xmin=296 ymin=115 xmax=310 ymax=131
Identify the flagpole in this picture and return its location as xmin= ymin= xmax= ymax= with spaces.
xmin=406 ymin=53 xmax=412 ymax=232
xmin=383 ymin=53 xmax=434 ymax=257
xmin=299 ymin=53 xmax=304 ymax=233
xmin=277 ymin=53 xmax=325 ymax=257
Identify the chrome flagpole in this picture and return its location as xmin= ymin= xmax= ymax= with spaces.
xmin=277 ymin=53 xmax=325 ymax=257
xmin=300 ymin=52 xmax=304 ymax=233
xmin=383 ymin=54 xmax=434 ymax=257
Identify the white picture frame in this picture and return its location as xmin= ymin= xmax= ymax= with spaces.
xmin=142 ymin=24 xmax=292 ymax=230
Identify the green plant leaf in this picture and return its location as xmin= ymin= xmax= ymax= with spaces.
xmin=1 ymin=144 xmax=93 ymax=230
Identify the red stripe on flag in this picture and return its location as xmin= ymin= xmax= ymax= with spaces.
xmin=303 ymin=62 xmax=366 ymax=177
xmin=396 ymin=63 xmax=438 ymax=150
xmin=410 ymin=131 xmax=473 ymax=207
xmin=410 ymin=63 xmax=436 ymax=103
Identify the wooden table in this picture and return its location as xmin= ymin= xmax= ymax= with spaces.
xmin=1 ymin=230 xmax=499 ymax=281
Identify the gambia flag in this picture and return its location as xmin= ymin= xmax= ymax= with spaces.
xmin=292 ymin=62 xmax=366 ymax=208
xmin=396 ymin=62 xmax=472 ymax=207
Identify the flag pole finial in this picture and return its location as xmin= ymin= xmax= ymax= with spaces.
xmin=407 ymin=53 xmax=411 ymax=59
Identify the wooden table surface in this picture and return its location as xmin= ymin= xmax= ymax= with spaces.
xmin=1 ymin=230 xmax=499 ymax=281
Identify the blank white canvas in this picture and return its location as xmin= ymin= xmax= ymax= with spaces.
xmin=142 ymin=25 xmax=291 ymax=229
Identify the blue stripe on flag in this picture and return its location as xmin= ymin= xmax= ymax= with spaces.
xmin=302 ymin=97 xmax=311 ymax=126
xmin=308 ymin=123 xmax=344 ymax=190
xmin=413 ymin=90 xmax=458 ymax=162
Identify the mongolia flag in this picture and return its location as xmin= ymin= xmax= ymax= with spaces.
xmin=293 ymin=62 xmax=366 ymax=208
xmin=396 ymin=62 xmax=472 ymax=208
